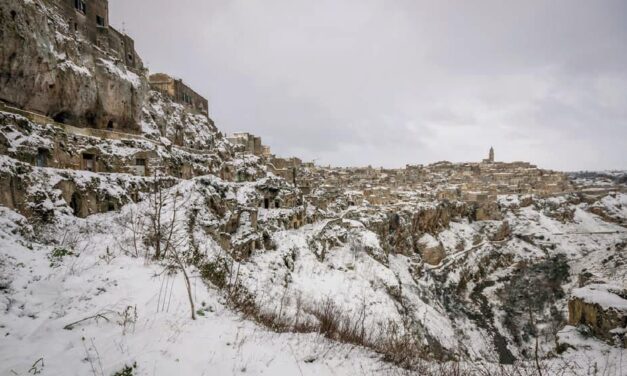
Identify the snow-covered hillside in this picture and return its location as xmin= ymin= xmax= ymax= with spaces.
xmin=0 ymin=207 xmax=397 ymax=376
xmin=1 ymin=169 xmax=625 ymax=375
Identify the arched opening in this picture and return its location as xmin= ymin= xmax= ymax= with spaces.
xmin=107 ymin=120 xmax=114 ymax=130
xmin=274 ymin=200 xmax=280 ymax=209
xmin=52 ymin=111 xmax=72 ymax=124
xmin=70 ymin=193 xmax=81 ymax=217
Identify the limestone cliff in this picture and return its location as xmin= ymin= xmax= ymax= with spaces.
xmin=0 ymin=0 xmax=148 ymax=131
xmin=568 ymin=284 xmax=627 ymax=347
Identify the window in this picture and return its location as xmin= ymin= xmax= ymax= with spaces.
xmin=74 ymin=0 xmax=86 ymax=14
xmin=96 ymin=15 xmax=105 ymax=27
xmin=82 ymin=153 xmax=95 ymax=172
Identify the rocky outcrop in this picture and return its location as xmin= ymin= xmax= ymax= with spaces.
xmin=568 ymin=284 xmax=627 ymax=347
xmin=344 ymin=201 xmax=467 ymax=258
xmin=489 ymin=221 xmax=512 ymax=242
xmin=416 ymin=234 xmax=445 ymax=265
xmin=142 ymin=91 xmax=229 ymax=153
xmin=0 ymin=0 xmax=148 ymax=131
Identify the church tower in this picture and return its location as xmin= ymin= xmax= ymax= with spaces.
xmin=489 ymin=147 xmax=495 ymax=163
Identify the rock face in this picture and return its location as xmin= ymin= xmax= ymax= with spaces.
xmin=490 ymin=221 xmax=511 ymax=242
xmin=568 ymin=284 xmax=627 ymax=347
xmin=416 ymin=234 xmax=445 ymax=265
xmin=0 ymin=0 xmax=148 ymax=131
xmin=344 ymin=201 xmax=467 ymax=259
xmin=142 ymin=91 xmax=226 ymax=152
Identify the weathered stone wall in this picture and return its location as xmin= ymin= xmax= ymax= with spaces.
xmin=0 ymin=0 xmax=148 ymax=132
xmin=51 ymin=0 xmax=109 ymax=45
xmin=148 ymin=73 xmax=208 ymax=116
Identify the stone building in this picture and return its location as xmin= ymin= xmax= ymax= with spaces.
xmin=227 ymin=132 xmax=265 ymax=156
xmin=483 ymin=146 xmax=495 ymax=163
xmin=268 ymin=156 xmax=302 ymax=184
xmin=0 ymin=0 xmax=147 ymax=134
xmin=148 ymin=74 xmax=209 ymax=116
xmin=48 ymin=0 xmax=142 ymax=70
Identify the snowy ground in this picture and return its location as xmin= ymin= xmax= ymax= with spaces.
xmin=1 ymin=183 xmax=626 ymax=375
xmin=0 ymin=207 xmax=403 ymax=376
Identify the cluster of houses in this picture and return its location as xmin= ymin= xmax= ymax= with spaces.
xmin=290 ymin=148 xmax=573 ymax=210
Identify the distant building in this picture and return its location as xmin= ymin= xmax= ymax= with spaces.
xmin=483 ymin=146 xmax=495 ymax=163
xmin=227 ymin=132 xmax=266 ymax=156
xmin=148 ymin=74 xmax=209 ymax=116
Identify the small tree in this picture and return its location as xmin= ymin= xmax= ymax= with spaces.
xmin=145 ymin=170 xmax=179 ymax=260
xmin=144 ymin=170 xmax=197 ymax=320
xmin=168 ymin=246 xmax=196 ymax=320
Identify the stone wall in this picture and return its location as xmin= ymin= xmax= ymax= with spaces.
xmin=148 ymin=73 xmax=208 ymax=116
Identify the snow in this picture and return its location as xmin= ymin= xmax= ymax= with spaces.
xmin=98 ymin=58 xmax=142 ymax=88
xmin=58 ymin=60 xmax=92 ymax=77
xmin=0 ymin=208 xmax=399 ymax=376
xmin=571 ymin=284 xmax=627 ymax=312
xmin=418 ymin=233 xmax=440 ymax=248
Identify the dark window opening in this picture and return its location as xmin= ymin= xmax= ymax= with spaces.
xmin=96 ymin=15 xmax=105 ymax=27
xmin=264 ymin=198 xmax=270 ymax=209
xmin=274 ymin=200 xmax=280 ymax=209
xmin=85 ymin=111 xmax=97 ymax=126
xmin=74 ymin=0 xmax=86 ymax=14
xmin=107 ymin=120 xmax=114 ymax=130
xmin=135 ymin=158 xmax=146 ymax=166
xmin=128 ymin=54 xmax=134 ymax=61
xmin=10 ymin=10 xmax=17 ymax=20
xmin=107 ymin=202 xmax=115 ymax=212
xmin=70 ymin=193 xmax=80 ymax=216
xmin=74 ymin=22 xmax=78 ymax=31
xmin=52 ymin=111 xmax=71 ymax=124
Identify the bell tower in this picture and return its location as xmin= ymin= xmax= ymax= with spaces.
xmin=489 ymin=147 xmax=495 ymax=163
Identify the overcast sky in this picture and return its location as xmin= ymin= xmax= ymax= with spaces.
xmin=110 ymin=0 xmax=626 ymax=171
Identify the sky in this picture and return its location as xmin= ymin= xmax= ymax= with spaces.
xmin=110 ymin=0 xmax=627 ymax=171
